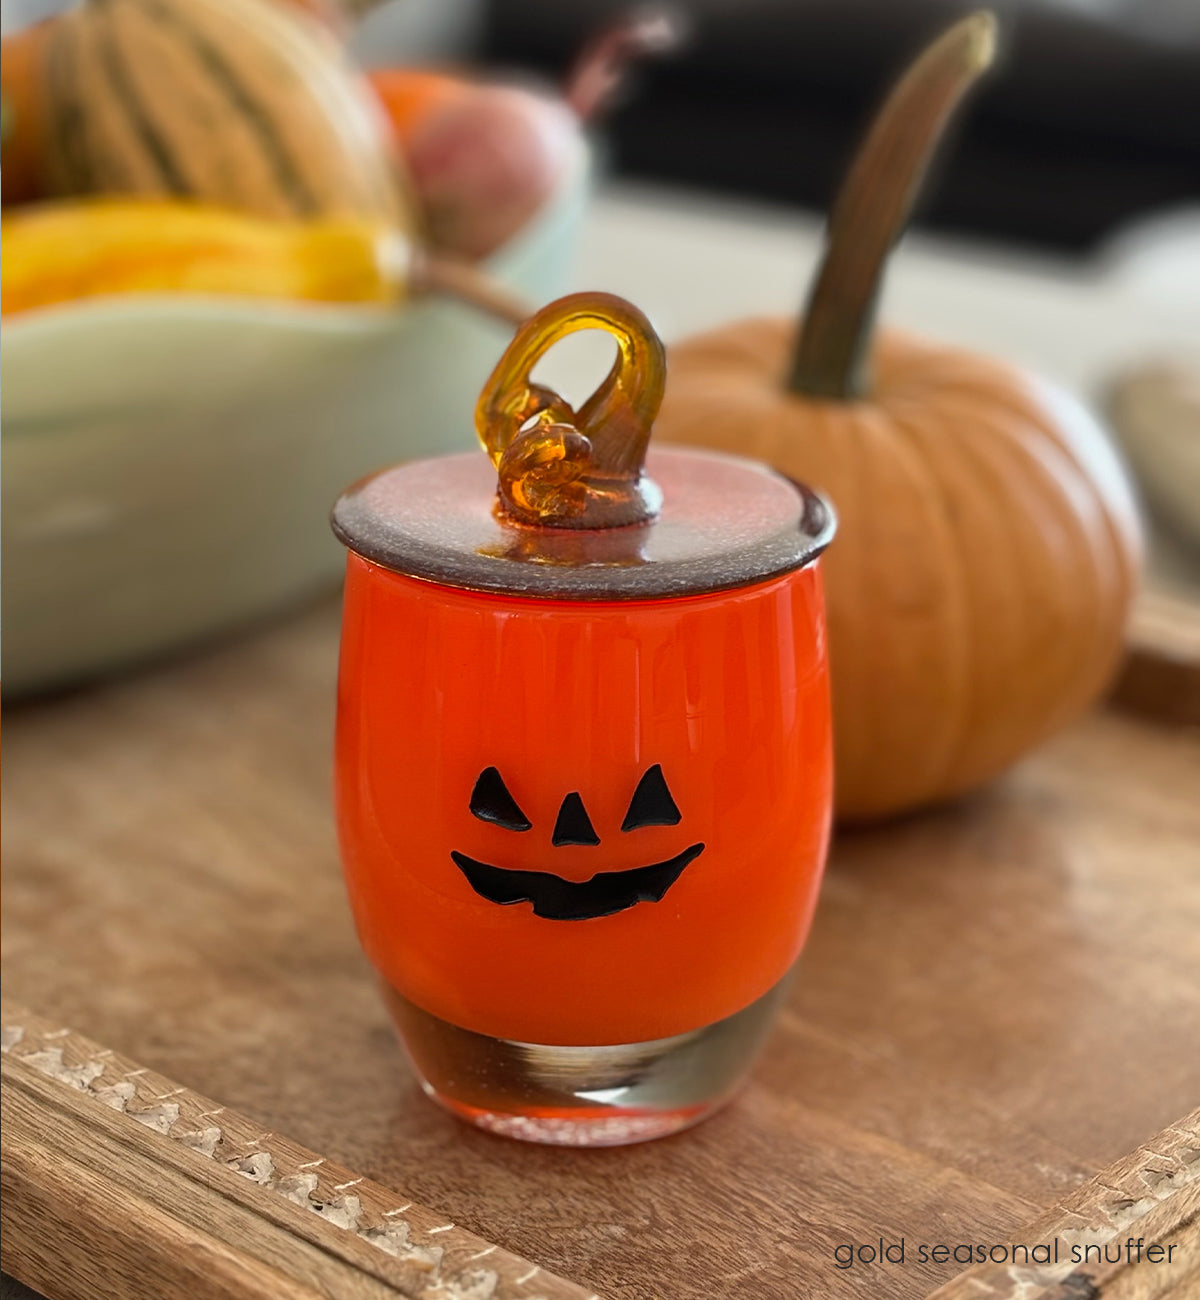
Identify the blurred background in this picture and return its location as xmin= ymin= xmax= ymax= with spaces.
xmin=3 ymin=0 xmax=1198 ymax=702
xmin=12 ymin=0 xmax=1192 ymax=252
xmin=476 ymin=0 xmax=1200 ymax=254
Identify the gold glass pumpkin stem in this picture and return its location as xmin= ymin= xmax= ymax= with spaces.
xmin=474 ymin=290 xmax=667 ymax=529
xmin=788 ymin=11 xmax=996 ymax=401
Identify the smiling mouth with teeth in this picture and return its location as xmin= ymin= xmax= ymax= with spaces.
xmin=451 ymin=763 xmax=705 ymax=921
xmin=450 ymin=843 xmax=706 ymax=921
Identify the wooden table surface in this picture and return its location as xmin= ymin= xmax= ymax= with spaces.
xmin=3 ymin=593 xmax=1199 ymax=1299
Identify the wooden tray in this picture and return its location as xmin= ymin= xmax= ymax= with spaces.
xmin=4 ymin=595 xmax=1199 ymax=1299
xmin=1112 ymin=586 xmax=1200 ymax=725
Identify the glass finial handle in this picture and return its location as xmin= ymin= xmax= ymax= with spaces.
xmin=474 ymin=291 xmax=667 ymax=529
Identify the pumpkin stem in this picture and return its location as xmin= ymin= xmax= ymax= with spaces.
xmin=788 ymin=12 xmax=996 ymax=400
xmin=565 ymin=8 xmax=685 ymax=122
xmin=414 ymin=252 xmax=532 ymax=328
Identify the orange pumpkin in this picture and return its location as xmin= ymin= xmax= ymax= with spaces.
xmin=655 ymin=13 xmax=1143 ymax=822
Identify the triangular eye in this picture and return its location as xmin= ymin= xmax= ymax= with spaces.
xmin=552 ymin=792 xmax=601 ymax=846
xmin=469 ymin=767 xmax=532 ymax=831
xmin=621 ymin=764 xmax=682 ymax=831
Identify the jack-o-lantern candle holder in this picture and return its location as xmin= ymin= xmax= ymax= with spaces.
xmin=332 ymin=291 xmax=835 ymax=1145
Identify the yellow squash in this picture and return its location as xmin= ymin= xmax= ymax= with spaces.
xmin=1 ymin=198 xmax=407 ymax=314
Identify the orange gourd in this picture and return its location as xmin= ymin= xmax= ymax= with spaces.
xmin=368 ymin=68 xmax=470 ymax=150
xmin=654 ymin=13 xmax=1143 ymax=823
xmin=1 ymin=21 xmax=52 ymax=205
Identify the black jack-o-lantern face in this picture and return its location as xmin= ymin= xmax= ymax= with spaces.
xmin=450 ymin=764 xmax=706 ymax=921
xmin=335 ymin=548 xmax=832 ymax=1047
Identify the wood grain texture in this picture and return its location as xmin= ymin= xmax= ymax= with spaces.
xmin=1 ymin=1002 xmax=593 ymax=1300
xmin=5 ymin=1007 xmax=1196 ymax=1300
xmin=928 ymin=1110 xmax=1200 ymax=1299
xmin=1111 ymin=587 xmax=1200 ymax=725
xmin=3 ymin=595 xmax=1200 ymax=1300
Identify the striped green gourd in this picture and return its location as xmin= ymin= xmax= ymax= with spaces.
xmin=42 ymin=0 xmax=411 ymax=227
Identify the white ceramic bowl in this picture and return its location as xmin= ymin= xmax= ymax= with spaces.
xmin=1 ymin=147 xmax=589 ymax=695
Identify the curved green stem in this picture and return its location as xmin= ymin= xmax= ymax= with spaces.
xmin=789 ymin=11 xmax=997 ymax=400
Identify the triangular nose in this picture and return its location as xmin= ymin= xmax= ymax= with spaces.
xmin=552 ymin=792 xmax=601 ymax=846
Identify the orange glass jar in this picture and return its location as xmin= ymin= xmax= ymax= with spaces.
xmin=332 ymin=293 xmax=835 ymax=1144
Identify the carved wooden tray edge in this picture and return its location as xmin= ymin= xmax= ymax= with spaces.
xmin=1 ymin=998 xmax=596 ymax=1300
xmin=4 ymin=998 xmax=1197 ymax=1300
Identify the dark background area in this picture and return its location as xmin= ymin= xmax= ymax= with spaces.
xmin=480 ymin=0 xmax=1200 ymax=254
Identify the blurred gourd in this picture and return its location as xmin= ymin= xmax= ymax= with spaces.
xmin=399 ymin=81 xmax=576 ymax=261
xmin=1 ymin=21 xmax=52 ymax=204
xmin=369 ymin=68 xmax=469 ymax=149
xmin=1 ymin=198 xmax=407 ymax=314
xmin=274 ymin=0 xmax=347 ymax=29
xmin=654 ymin=13 xmax=1143 ymax=823
xmin=38 ymin=0 xmax=410 ymax=226
xmin=1 ymin=194 xmax=533 ymax=324
xmin=371 ymin=11 xmax=678 ymax=260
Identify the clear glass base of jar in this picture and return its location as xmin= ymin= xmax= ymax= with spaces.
xmin=381 ymin=971 xmax=791 ymax=1147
